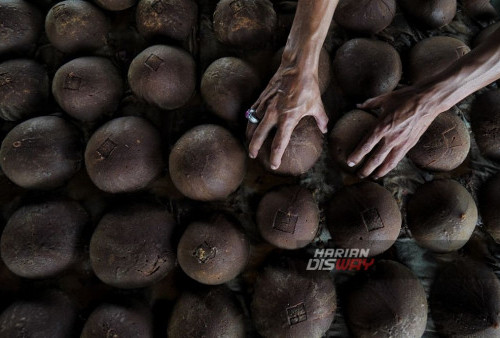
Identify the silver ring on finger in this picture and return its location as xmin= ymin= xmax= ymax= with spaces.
xmin=245 ymin=108 xmax=260 ymax=124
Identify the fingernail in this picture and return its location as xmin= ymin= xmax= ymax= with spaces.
xmin=249 ymin=153 xmax=256 ymax=159
xmin=270 ymin=164 xmax=278 ymax=170
xmin=359 ymin=174 xmax=365 ymax=179
xmin=347 ymin=161 xmax=356 ymax=167
xmin=373 ymin=176 xmax=379 ymax=180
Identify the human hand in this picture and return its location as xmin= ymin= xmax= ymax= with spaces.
xmin=346 ymin=86 xmax=446 ymax=179
xmin=246 ymin=64 xmax=329 ymax=170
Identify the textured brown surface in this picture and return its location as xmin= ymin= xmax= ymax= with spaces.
xmin=474 ymin=22 xmax=500 ymax=46
xmin=408 ymin=110 xmax=470 ymax=172
xmin=89 ymin=202 xmax=177 ymax=289
xmin=169 ymin=124 xmax=247 ymax=201
xmin=334 ymin=0 xmax=396 ymax=34
xmin=0 ymin=198 xmax=88 ymax=279
xmin=333 ymin=38 xmax=402 ymax=101
xmin=0 ymin=116 xmax=82 ymax=189
xmin=327 ymin=181 xmax=402 ymax=257
xmin=45 ymin=0 xmax=109 ymax=54
xmin=328 ymin=110 xmax=378 ymax=172
xmin=0 ymin=59 xmax=49 ymax=121
xmin=52 ymin=57 xmax=124 ymax=122
xmin=177 ymin=214 xmax=249 ymax=285
xmin=201 ymin=57 xmax=261 ymax=122
xmin=251 ymin=258 xmax=337 ymax=338
xmin=471 ymin=89 xmax=500 ymax=161
xmin=399 ymin=0 xmax=457 ymax=28
xmin=128 ymin=45 xmax=196 ymax=110
xmin=213 ymin=0 xmax=277 ymax=49
xmin=136 ymin=0 xmax=197 ymax=41
xmin=463 ymin=0 xmax=498 ymax=21
xmin=409 ymin=36 xmax=470 ymax=84
xmin=346 ymin=260 xmax=428 ymax=338
xmin=257 ymin=185 xmax=319 ymax=249
xmin=407 ymin=179 xmax=477 ymax=252
xmin=94 ymin=0 xmax=136 ymax=11
xmin=168 ymin=286 xmax=246 ymax=338
xmin=0 ymin=0 xmax=42 ymax=56
xmin=479 ymin=172 xmax=500 ymax=243
xmin=257 ymin=116 xmax=324 ymax=176
xmin=85 ymin=116 xmax=163 ymax=193
xmin=81 ymin=303 xmax=153 ymax=338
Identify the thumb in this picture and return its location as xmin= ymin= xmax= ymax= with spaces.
xmin=312 ymin=108 xmax=329 ymax=134
xmin=357 ymin=96 xmax=384 ymax=110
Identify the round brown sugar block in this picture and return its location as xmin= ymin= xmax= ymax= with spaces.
xmin=128 ymin=45 xmax=196 ymax=110
xmin=407 ymin=179 xmax=477 ymax=253
xmin=94 ymin=0 xmax=136 ymax=11
xmin=464 ymin=0 xmax=498 ymax=21
xmin=251 ymin=258 xmax=337 ymax=338
xmin=479 ymin=172 xmax=500 ymax=243
xmin=409 ymin=36 xmax=470 ymax=84
xmin=328 ymin=110 xmax=378 ymax=172
xmin=471 ymin=89 xmax=500 ymax=162
xmin=0 ymin=0 xmax=43 ymax=56
xmin=0 ymin=291 xmax=77 ymax=337
xmin=169 ymin=124 xmax=246 ymax=201
xmin=333 ymin=38 xmax=402 ymax=101
xmin=168 ymin=286 xmax=246 ymax=338
xmin=85 ymin=116 xmax=163 ymax=193
xmin=474 ymin=22 xmax=500 ymax=47
xmin=177 ymin=214 xmax=249 ymax=285
xmin=399 ymin=0 xmax=456 ymax=29
xmin=431 ymin=259 xmax=500 ymax=336
xmin=81 ymin=303 xmax=153 ymax=338
xmin=408 ymin=110 xmax=470 ymax=172
xmin=201 ymin=57 xmax=261 ymax=122
xmin=0 ymin=59 xmax=49 ymax=121
xmin=136 ymin=0 xmax=197 ymax=41
xmin=52 ymin=57 xmax=123 ymax=122
xmin=0 ymin=116 xmax=82 ymax=190
xmin=1 ymin=198 xmax=88 ymax=279
xmin=213 ymin=0 xmax=277 ymax=49
xmin=89 ymin=202 xmax=177 ymax=289
xmin=256 ymin=116 xmax=324 ymax=176
xmin=257 ymin=185 xmax=319 ymax=249
xmin=272 ymin=47 xmax=331 ymax=95
xmin=45 ymin=0 xmax=109 ymax=54
xmin=326 ymin=181 xmax=402 ymax=257
xmin=346 ymin=260 xmax=427 ymax=338
xmin=333 ymin=0 xmax=396 ymax=34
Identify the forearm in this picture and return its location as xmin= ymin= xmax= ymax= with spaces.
xmin=420 ymin=27 xmax=500 ymax=113
xmin=281 ymin=0 xmax=338 ymax=73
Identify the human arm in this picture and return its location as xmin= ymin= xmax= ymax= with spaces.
xmin=347 ymin=26 xmax=500 ymax=179
xmin=247 ymin=0 xmax=338 ymax=170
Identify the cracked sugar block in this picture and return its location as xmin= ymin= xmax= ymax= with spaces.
xmin=94 ymin=0 xmax=136 ymax=11
xmin=177 ymin=214 xmax=249 ymax=285
xmin=81 ymin=302 xmax=153 ymax=338
xmin=471 ymin=89 xmax=500 ymax=162
xmin=328 ymin=109 xmax=378 ymax=172
xmin=256 ymin=116 xmax=324 ymax=176
xmin=409 ymin=36 xmax=470 ymax=84
xmin=45 ymin=0 xmax=110 ymax=54
xmin=0 ymin=290 xmax=77 ymax=337
xmin=408 ymin=110 xmax=470 ymax=172
xmin=1 ymin=198 xmax=88 ymax=279
xmin=257 ymin=185 xmax=319 ymax=250
xmin=136 ymin=0 xmax=198 ymax=41
xmin=128 ymin=45 xmax=196 ymax=110
xmin=0 ymin=116 xmax=82 ymax=189
xmin=168 ymin=286 xmax=246 ymax=338
xmin=0 ymin=0 xmax=43 ymax=56
xmin=52 ymin=57 xmax=124 ymax=122
xmin=346 ymin=260 xmax=427 ymax=338
xmin=201 ymin=57 xmax=261 ymax=122
xmin=169 ymin=124 xmax=247 ymax=201
xmin=407 ymin=179 xmax=477 ymax=253
xmin=89 ymin=202 xmax=176 ymax=289
xmin=251 ymin=257 xmax=336 ymax=338
xmin=479 ymin=172 xmax=500 ymax=243
xmin=399 ymin=0 xmax=456 ymax=29
xmin=85 ymin=116 xmax=163 ymax=193
xmin=431 ymin=259 xmax=500 ymax=336
xmin=326 ymin=181 xmax=402 ymax=257
xmin=333 ymin=0 xmax=396 ymax=34
xmin=213 ymin=0 xmax=277 ymax=49
xmin=0 ymin=59 xmax=49 ymax=121
xmin=333 ymin=38 xmax=402 ymax=101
